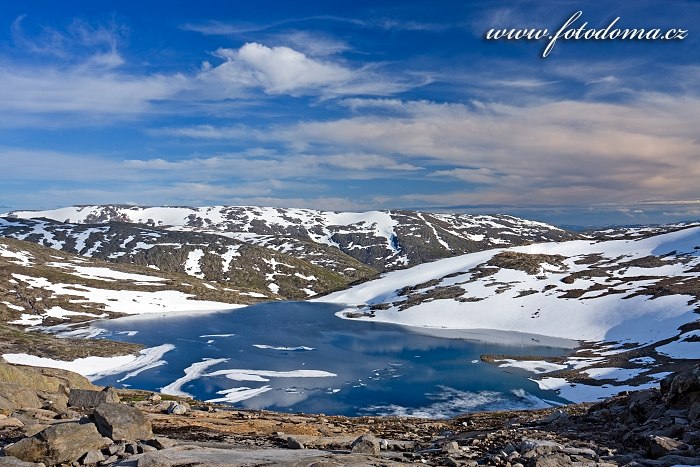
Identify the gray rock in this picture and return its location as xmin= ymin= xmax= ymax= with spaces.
xmin=561 ymin=446 xmax=598 ymax=459
xmin=56 ymin=409 xmax=81 ymax=420
xmin=648 ymin=435 xmax=687 ymax=459
xmin=0 ymin=456 xmax=45 ymax=467
xmin=350 ymin=433 xmax=380 ymax=456
xmin=287 ymin=436 xmax=305 ymax=449
xmin=442 ymin=441 xmax=460 ymax=454
xmin=4 ymin=422 xmax=111 ymax=465
xmin=135 ymin=446 xmax=398 ymax=467
xmin=154 ymin=401 xmax=170 ymax=412
xmin=93 ymin=403 xmax=153 ymax=441
xmin=139 ymin=444 xmax=158 ymax=454
xmin=99 ymin=455 xmax=118 ymax=465
xmin=520 ymin=438 xmax=563 ymax=457
xmin=0 ymin=416 xmax=24 ymax=429
xmin=0 ymin=383 xmax=42 ymax=411
xmin=543 ymin=409 xmax=569 ymax=424
xmin=147 ymin=394 xmax=161 ymax=403
xmin=21 ymin=424 xmax=50 ymax=437
xmin=80 ymin=450 xmax=105 ymax=465
xmin=532 ymin=453 xmax=575 ymax=466
xmin=145 ymin=437 xmax=177 ymax=450
xmin=105 ymin=443 xmax=125 ymax=456
xmin=165 ymin=402 xmax=187 ymax=415
xmin=68 ymin=388 xmax=120 ymax=408
xmin=662 ymin=365 xmax=700 ymax=405
xmin=689 ymin=401 xmax=700 ymax=421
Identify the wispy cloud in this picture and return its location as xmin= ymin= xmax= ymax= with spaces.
xmin=165 ymin=91 xmax=700 ymax=208
xmin=271 ymin=31 xmax=350 ymax=56
xmin=10 ymin=15 xmax=126 ymax=68
xmin=182 ymin=15 xmax=455 ymax=36
xmin=0 ymin=16 xmax=426 ymax=124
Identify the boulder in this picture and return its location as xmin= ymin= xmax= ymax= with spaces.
xmin=287 ymin=436 xmax=305 ymax=449
xmin=520 ymin=439 xmax=563 ymax=457
xmin=80 ymin=449 xmax=105 ymax=465
xmin=139 ymin=444 xmax=158 ymax=454
xmin=0 ymin=456 xmax=45 ymax=467
xmin=532 ymin=453 xmax=575 ymax=466
xmin=93 ymin=403 xmax=153 ymax=441
xmin=662 ymin=364 xmax=700 ymax=405
xmin=68 ymin=387 xmax=120 ymax=408
xmin=647 ymin=435 xmax=687 ymax=459
xmin=0 ymin=383 xmax=42 ymax=411
xmin=0 ymin=416 xmax=24 ymax=429
xmin=165 ymin=402 xmax=187 ymax=415
xmin=4 ymin=421 xmax=111 ymax=465
xmin=145 ymin=437 xmax=177 ymax=450
xmin=543 ymin=409 xmax=569 ymax=424
xmin=105 ymin=443 xmax=125 ymax=456
xmin=38 ymin=390 xmax=69 ymax=413
xmin=350 ymin=433 xmax=380 ymax=456
xmin=689 ymin=401 xmax=700 ymax=421
xmin=0 ymin=361 xmax=95 ymax=394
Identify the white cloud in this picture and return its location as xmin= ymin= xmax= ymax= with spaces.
xmin=209 ymin=43 xmax=353 ymax=95
xmin=256 ymin=95 xmax=700 ymax=206
xmin=195 ymin=42 xmax=424 ymax=97
xmin=0 ymin=66 xmax=185 ymax=117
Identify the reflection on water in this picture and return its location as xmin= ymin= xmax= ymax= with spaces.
xmin=92 ymin=302 xmax=571 ymax=417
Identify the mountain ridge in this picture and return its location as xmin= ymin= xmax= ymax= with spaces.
xmin=5 ymin=204 xmax=579 ymax=272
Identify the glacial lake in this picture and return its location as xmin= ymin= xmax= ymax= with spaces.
xmin=90 ymin=302 xmax=572 ymax=417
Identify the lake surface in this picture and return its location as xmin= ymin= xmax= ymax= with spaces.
xmin=91 ymin=302 xmax=571 ymax=417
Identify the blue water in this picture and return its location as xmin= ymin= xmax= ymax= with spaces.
xmin=91 ymin=302 xmax=570 ymax=417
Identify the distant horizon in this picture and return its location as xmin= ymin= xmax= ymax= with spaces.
xmin=4 ymin=201 xmax=700 ymax=229
xmin=1 ymin=1 xmax=698 ymax=227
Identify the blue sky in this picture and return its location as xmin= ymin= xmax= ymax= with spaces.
xmin=0 ymin=0 xmax=698 ymax=226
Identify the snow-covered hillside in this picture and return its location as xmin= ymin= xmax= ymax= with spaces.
xmin=5 ymin=205 xmax=577 ymax=271
xmin=320 ymin=226 xmax=700 ymax=400
xmin=0 ymin=237 xmax=253 ymax=328
xmin=0 ymin=217 xmax=374 ymax=299
xmin=322 ymin=226 xmax=700 ymax=343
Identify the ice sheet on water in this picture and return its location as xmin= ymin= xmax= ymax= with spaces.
xmin=361 ymin=385 xmax=556 ymax=419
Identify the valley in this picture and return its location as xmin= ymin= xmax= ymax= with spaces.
xmin=0 ymin=204 xmax=698 ymax=414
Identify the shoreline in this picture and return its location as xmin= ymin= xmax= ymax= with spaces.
xmin=6 ymin=304 xmax=696 ymax=414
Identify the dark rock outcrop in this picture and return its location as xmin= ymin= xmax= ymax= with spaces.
xmin=4 ymin=422 xmax=110 ymax=465
xmin=93 ymin=403 xmax=153 ymax=441
xmin=68 ymin=387 xmax=120 ymax=408
xmin=350 ymin=432 xmax=380 ymax=456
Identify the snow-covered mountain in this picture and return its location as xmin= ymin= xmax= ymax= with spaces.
xmin=583 ymin=221 xmax=700 ymax=241
xmin=320 ymin=225 xmax=700 ymax=400
xmin=0 ymin=217 xmax=374 ymax=299
xmin=5 ymin=205 xmax=577 ymax=271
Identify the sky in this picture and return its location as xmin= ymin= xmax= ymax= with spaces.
xmin=0 ymin=0 xmax=699 ymax=226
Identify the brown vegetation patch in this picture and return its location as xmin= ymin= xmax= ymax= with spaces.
xmin=487 ymin=251 xmax=567 ymax=275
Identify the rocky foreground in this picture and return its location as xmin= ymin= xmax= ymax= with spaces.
xmin=1 ymin=360 xmax=699 ymax=467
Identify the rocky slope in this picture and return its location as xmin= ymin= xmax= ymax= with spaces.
xmin=0 ymin=359 xmax=699 ymax=466
xmin=0 ymin=218 xmax=376 ymax=299
xmin=0 ymin=236 xmax=265 ymax=334
xmin=4 ymin=205 xmax=578 ymax=271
